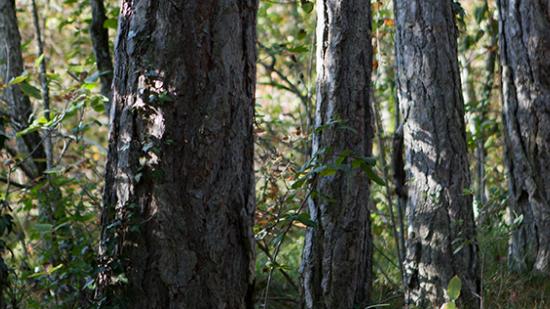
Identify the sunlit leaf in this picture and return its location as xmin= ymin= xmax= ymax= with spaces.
xmin=447 ymin=275 xmax=462 ymax=301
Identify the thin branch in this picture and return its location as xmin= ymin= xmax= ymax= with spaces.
xmin=4 ymin=146 xmax=37 ymax=180
xmin=0 ymin=177 xmax=29 ymax=189
xmin=31 ymin=0 xmax=54 ymax=172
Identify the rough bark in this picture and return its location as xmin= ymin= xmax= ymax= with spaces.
xmin=394 ymin=1 xmax=480 ymax=307
xmin=0 ymin=1 xmax=43 ymax=304
xmin=301 ymin=1 xmax=373 ymax=308
xmin=89 ymin=0 xmax=113 ymax=112
xmin=96 ymin=1 xmax=257 ymax=308
xmin=0 ymin=0 xmax=46 ymax=178
xmin=498 ymin=0 xmax=550 ymax=274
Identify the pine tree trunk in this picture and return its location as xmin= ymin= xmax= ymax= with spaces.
xmin=96 ymin=1 xmax=258 ymax=308
xmin=301 ymin=1 xmax=374 ymax=308
xmin=394 ymin=1 xmax=481 ymax=307
xmin=498 ymin=0 xmax=550 ymax=274
xmin=0 ymin=0 xmax=46 ymax=178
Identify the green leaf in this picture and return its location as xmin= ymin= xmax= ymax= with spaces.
xmin=103 ymin=18 xmax=118 ymax=29
xmin=441 ymin=302 xmax=457 ymax=309
xmin=90 ymin=95 xmax=107 ymax=113
xmin=355 ymin=155 xmax=377 ymax=166
xmin=49 ymin=263 xmax=64 ymax=274
xmin=15 ymin=115 xmax=50 ymax=137
xmin=158 ymin=92 xmax=173 ymax=103
xmin=287 ymin=45 xmax=309 ymax=53
xmin=474 ymin=4 xmax=488 ymax=24
xmin=20 ymin=82 xmax=42 ymax=99
xmin=34 ymin=54 xmax=45 ymax=68
xmin=27 ymin=270 xmax=48 ymax=279
xmin=301 ymin=1 xmax=314 ymax=14
xmin=447 ymin=275 xmax=462 ymax=301
xmin=319 ymin=167 xmax=337 ymax=177
xmin=297 ymin=29 xmax=307 ymax=40
xmin=8 ymin=74 xmax=28 ymax=85
xmin=362 ymin=165 xmax=385 ymax=186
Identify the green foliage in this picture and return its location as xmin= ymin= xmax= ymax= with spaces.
xmin=0 ymin=0 xmax=113 ymax=306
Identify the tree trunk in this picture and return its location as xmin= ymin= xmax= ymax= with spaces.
xmin=394 ymin=1 xmax=480 ymax=307
xmin=89 ymin=0 xmax=113 ymax=113
xmin=96 ymin=1 xmax=257 ymax=308
xmin=0 ymin=0 xmax=46 ymax=178
xmin=0 ymin=1 xmax=45 ymax=305
xmin=498 ymin=0 xmax=550 ymax=274
xmin=301 ymin=1 xmax=373 ymax=308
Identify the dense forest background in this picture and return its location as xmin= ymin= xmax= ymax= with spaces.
xmin=0 ymin=0 xmax=548 ymax=308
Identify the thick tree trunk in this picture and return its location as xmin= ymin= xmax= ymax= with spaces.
xmin=0 ymin=0 xmax=46 ymax=178
xmin=89 ymin=0 xmax=113 ymax=112
xmin=498 ymin=0 xmax=550 ymax=274
xmin=301 ymin=1 xmax=373 ymax=308
xmin=0 ymin=1 xmax=44 ymax=305
xmin=96 ymin=1 xmax=257 ymax=308
xmin=394 ymin=1 xmax=480 ymax=307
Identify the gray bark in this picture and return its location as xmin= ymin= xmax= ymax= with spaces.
xmin=96 ymin=1 xmax=257 ymax=308
xmin=0 ymin=0 xmax=46 ymax=178
xmin=89 ymin=0 xmax=113 ymax=113
xmin=0 ymin=1 xmax=44 ymax=305
xmin=301 ymin=1 xmax=373 ymax=308
xmin=498 ymin=0 xmax=550 ymax=274
xmin=394 ymin=1 xmax=480 ymax=307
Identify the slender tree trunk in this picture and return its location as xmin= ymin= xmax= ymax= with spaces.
xmin=394 ymin=1 xmax=480 ymax=307
xmin=468 ymin=3 xmax=497 ymax=212
xmin=0 ymin=0 xmax=46 ymax=178
xmin=476 ymin=8 xmax=498 ymax=210
xmin=0 ymin=1 xmax=45 ymax=305
xmin=96 ymin=1 xmax=258 ymax=308
xmin=498 ymin=0 xmax=550 ymax=274
xmin=89 ymin=0 xmax=113 ymax=113
xmin=301 ymin=1 xmax=373 ymax=308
